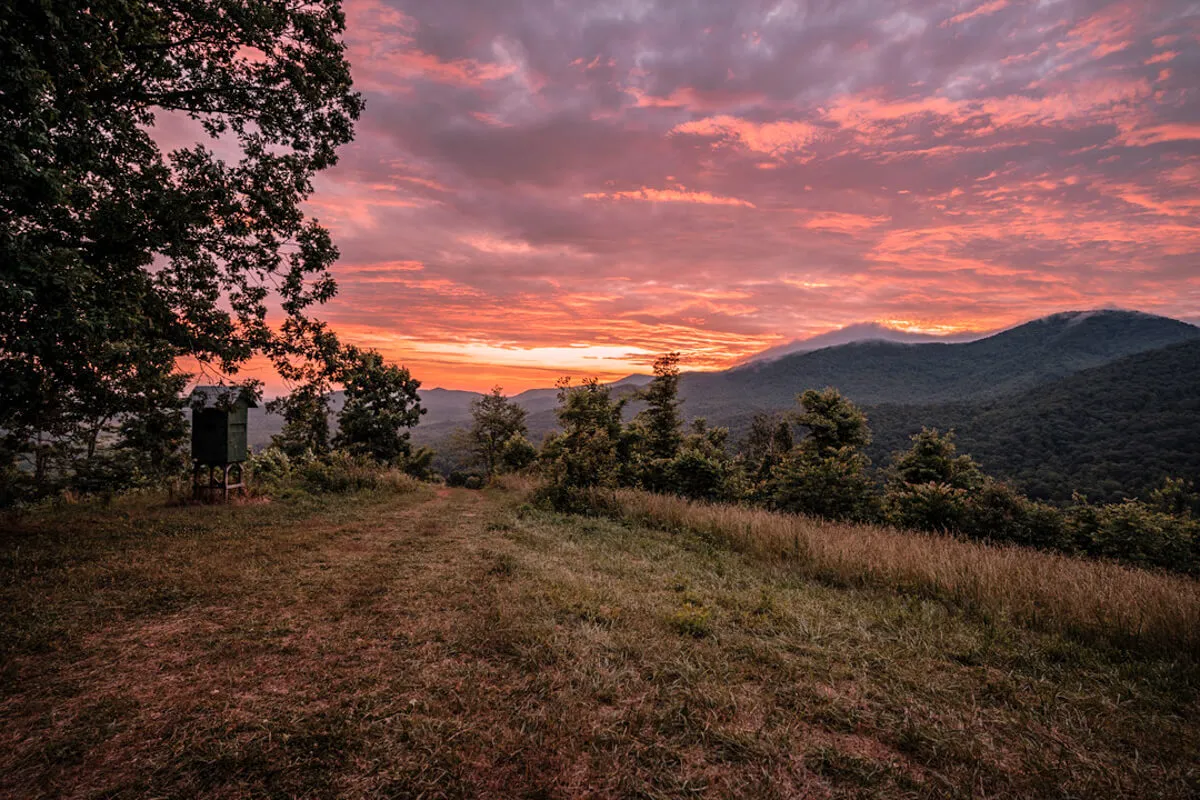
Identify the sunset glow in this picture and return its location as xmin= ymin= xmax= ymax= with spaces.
xmin=282 ymin=0 xmax=1198 ymax=392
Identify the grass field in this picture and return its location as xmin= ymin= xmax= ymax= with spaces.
xmin=2 ymin=484 xmax=1198 ymax=798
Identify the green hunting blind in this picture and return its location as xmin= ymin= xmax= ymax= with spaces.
xmin=189 ymin=386 xmax=257 ymax=500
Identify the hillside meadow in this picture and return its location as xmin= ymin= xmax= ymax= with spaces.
xmin=2 ymin=480 xmax=1198 ymax=799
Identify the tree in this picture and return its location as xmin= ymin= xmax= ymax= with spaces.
xmin=501 ymin=435 xmax=539 ymax=473
xmin=888 ymin=428 xmax=984 ymax=490
xmin=468 ymin=387 xmax=528 ymax=477
xmin=667 ymin=419 xmax=743 ymax=502
xmin=771 ymin=445 xmax=877 ymax=521
xmin=1088 ymin=501 xmax=1196 ymax=572
xmin=1 ymin=1 xmax=362 ymax=485
xmin=626 ymin=353 xmax=685 ymax=491
xmin=269 ymin=384 xmax=333 ymax=459
xmin=333 ymin=348 xmax=424 ymax=464
xmin=794 ymin=388 xmax=871 ymax=453
xmin=1149 ymin=477 xmax=1200 ymax=518
xmin=744 ymin=412 xmax=793 ymax=484
xmin=267 ymin=321 xmax=345 ymax=459
xmin=770 ymin=389 xmax=877 ymax=520
xmin=537 ymin=378 xmax=627 ymax=510
xmin=116 ymin=403 xmax=189 ymax=482
xmin=636 ymin=353 xmax=683 ymax=460
xmin=963 ymin=480 xmax=1067 ymax=549
xmin=884 ymin=428 xmax=983 ymax=532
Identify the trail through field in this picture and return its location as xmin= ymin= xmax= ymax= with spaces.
xmin=1 ymin=486 xmax=1197 ymax=798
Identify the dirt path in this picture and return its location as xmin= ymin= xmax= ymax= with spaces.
xmin=1 ymin=488 xmax=516 ymax=798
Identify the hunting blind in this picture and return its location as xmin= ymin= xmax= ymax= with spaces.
xmin=189 ymin=386 xmax=257 ymax=501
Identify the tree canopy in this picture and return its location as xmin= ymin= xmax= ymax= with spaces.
xmin=1 ymin=0 xmax=362 ymax=479
xmin=469 ymin=387 xmax=528 ymax=477
xmin=333 ymin=348 xmax=425 ymax=465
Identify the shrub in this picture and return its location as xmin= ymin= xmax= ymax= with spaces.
xmin=886 ymin=481 xmax=970 ymax=533
xmin=500 ymin=435 xmax=538 ymax=473
xmin=1088 ymin=500 xmax=1196 ymax=572
xmin=68 ymin=451 xmax=144 ymax=498
xmin=447 ymin=470 xmax=485 ymax=488
xmin=298 ymin=451 xmax=384 ymax=494
xmin=537 ymin=428 xmax=622 ymax=512
xmin=247 ymin=446 xmax=295 ymax=492
xmin=402 ymin=446 xmax=437 ymax=481
xmin=772 ymin=446 xmax=878 ymax=521
xmin=668 ymin=451 xmax=731 ymax=502
xmin=962 ymin=480 xmax=1068 ymax=549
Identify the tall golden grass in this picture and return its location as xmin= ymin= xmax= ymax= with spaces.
xmin=589 ymin=488 xmax=1200 ymax=656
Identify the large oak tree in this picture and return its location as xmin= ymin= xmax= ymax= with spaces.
xmin=1 ymin=1 xmax=362 ymax=472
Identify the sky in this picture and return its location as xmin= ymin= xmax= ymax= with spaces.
xmin=279 ymin=0 xmax=1198 ymax=393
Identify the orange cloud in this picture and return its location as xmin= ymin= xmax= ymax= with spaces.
xmin=671 ymin=115 xmax=819 ymax=158
xmin=583 ymin=187 xmax=756 ymax=207
xmin=367 ymin=50 xmax=516 ymax=85
xmin=1119 ymin=123 xmax=1200 ymax=146
xmin=803 ymin=212 xmax=891 ymax=233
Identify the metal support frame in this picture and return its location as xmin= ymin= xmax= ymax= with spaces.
xmin=192 ymin=461 xmax=245 ymax=502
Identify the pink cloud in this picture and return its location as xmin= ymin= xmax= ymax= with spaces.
xmin=272 ymin=0 xmax=1200 ymax=392
xmin=671 ymin=115 xmax=820 ymax=159
xmin=941 ymin=0 xmax=1009 ymax=28
xmin=583 ymin=186 xmax=757 ymax=207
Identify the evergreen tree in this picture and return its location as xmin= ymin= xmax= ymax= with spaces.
xmin=538 ymin=378 xmax=627 ymax=510
xmin=769 ymin=388 xmax=877 ymax=520
xmin=668 ymin=419 xmax=743 ymax=502
xmin=794 ymin=387 xmax=872 ymax=453
xmin=636 ymin=353 xmax=683 ymax=460
xmin=884 ymin=428 xmax=982 ymax=532
xmin=745 ymin=412 xmax=793 ymax=482
xmin=629 ymin=353 xmax=684 ymax=491
xmin=888 ymin=428 xmax=984 ymax=490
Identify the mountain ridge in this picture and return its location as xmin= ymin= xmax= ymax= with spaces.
xmin=740 ymin=320 xmax=991 ymax=364
xmin=253 ymin=310 xmax=1200 ymax=468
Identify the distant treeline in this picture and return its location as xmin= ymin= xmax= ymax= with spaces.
xmin=510 ymin=354 xmax=1200 ymax=575
xmin=8 ymin=344 xmax=1199 ymax=576
xmin=416 ymin=334 xmax=1200 ymax=508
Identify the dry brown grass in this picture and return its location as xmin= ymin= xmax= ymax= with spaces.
xmin=591 ymin=488 xmax=1200 ymax=656
xmin=3 ymin=481 xmax=1198 ymax=798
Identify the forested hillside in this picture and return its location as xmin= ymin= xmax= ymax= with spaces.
xmin=865 ymin=339 xmax=1200 ymax=503
xmin=263 ymin=310 xmax=1200 ymax=503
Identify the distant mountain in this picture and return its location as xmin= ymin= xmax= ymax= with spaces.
xmin=864 ymin=338 xmax=1200 ymax=504
xmin=251 ymin=310 xmax=1200 ymax=491
xmin=501 ymin=373 xmax=652 ymax=417
xmin=248 ymin=386 xmax=486 ymax=451
xmin=415 ymin=388 xmax=481 ymax=426
xmin=742 ymin=321 xmax=989 ymax=364
xmin=678 ymin=310 xmax=1200 ymax=423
